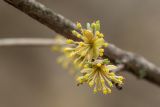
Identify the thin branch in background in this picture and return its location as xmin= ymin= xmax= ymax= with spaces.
xmin=0 ymin=38 xmax=64 ymax=47
xmin=3 ymin=0 xmax=160 ymax=86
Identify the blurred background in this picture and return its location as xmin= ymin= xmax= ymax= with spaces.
xmin=0 ymin=0 xmax=160 ymax=107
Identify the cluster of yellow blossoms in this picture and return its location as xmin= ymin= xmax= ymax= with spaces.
xmin=64 ymin=21 xmax=107 ymax=67
xmin=77 ymin=59 xmax=124 ymax=94
xmin=53 ymin=21 xmax=124 ymax=95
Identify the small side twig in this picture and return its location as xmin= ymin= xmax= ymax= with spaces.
xmin=0 ymin=38 xmax=64 ymax=47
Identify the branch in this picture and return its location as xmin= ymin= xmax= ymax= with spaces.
xmin=0 ymin=38 xmax=64 ymax=47
xmin=3 ymin=0 xmax=160 ymax=86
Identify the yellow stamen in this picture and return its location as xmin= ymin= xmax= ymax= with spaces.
xmin=77 ymin=34 xmax=81 ymax=38
xmin=66 ymin=39 xmax=74 ymax=44
xmin=97 ymin=63 xmax=101 ymax=67
xmin=99 ymin=49 xmax=104 ymax=53
xmin=104 ymin=43 xmax=109 ymax=47
xmin=76 ymin=22 xmax=82 ymax=29
xmin=89 ymin=81 xmax=94 ymax=87
xmin=79 ymin=42 xmax=84 ymax=46
xmin=100 ymin=53 xmax=104 ymax=56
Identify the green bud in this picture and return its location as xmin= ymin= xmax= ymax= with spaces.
xmin=95 ymin=20 xmax=100 ymax=31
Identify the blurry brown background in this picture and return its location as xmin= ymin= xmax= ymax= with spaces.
xmin=0 ymin=0 xmax=160 ymax=107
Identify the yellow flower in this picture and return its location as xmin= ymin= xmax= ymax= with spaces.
xmin=76 ymin=59 xmax=124 ymax=94
xmin=64 ymin=21 xmax=108 ymax=67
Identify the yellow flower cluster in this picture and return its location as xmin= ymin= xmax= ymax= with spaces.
xmin=64 ymin=21 xmax=108 ymax=67
xmin=77 ymin=59 xmax=124 ymax=94
xmin=52 ymin=21 xmax=124 ymax=95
